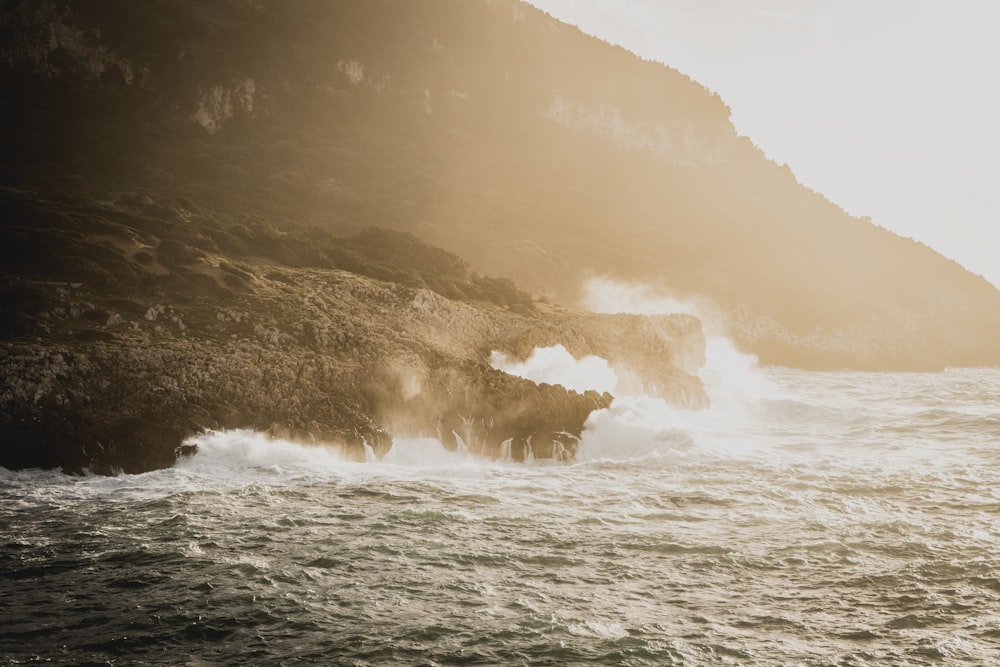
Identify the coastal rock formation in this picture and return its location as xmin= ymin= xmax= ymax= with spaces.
xmin=0 ymin=191 xmax=706 ymax=473
xmin=7 ymin=0 xmax=998 ymax=471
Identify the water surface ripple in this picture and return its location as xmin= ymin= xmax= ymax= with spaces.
xmin=2 ymin=368 xmax=1000 ymax=665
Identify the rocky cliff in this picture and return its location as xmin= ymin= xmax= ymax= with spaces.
xmin=0 ymin=190 xmax=706 ymax=473
xmin=3 ymin=0 xmax=998 ymax=475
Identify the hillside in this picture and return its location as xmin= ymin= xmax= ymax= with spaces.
xmin=3 ymin=0 xmax=1000 ymax=371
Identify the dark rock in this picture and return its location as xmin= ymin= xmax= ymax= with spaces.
xmin=0 ymin=256 xmax=707 ymax=473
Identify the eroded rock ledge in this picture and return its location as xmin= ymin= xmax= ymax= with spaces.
xmin=0 ymin=189 xmax=707 ymax=473
xmin=1 ymin=267 xmax=706 ymax=474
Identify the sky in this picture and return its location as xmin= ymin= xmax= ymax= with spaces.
xmin=528 ymin=0 xmax=1000 ymax=289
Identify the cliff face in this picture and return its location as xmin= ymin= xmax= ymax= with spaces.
xmin=0 ymin=190 xmax=706 ymax=473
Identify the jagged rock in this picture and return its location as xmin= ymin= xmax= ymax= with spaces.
xmin=0 ymin=216 xmax=707 ymax=473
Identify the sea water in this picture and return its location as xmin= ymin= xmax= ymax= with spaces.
xmin=3 ymin=363 xmax=1000 ymax=665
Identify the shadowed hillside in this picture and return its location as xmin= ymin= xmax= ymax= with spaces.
xmin=3 ymin=0 xmax=1000 ymax=370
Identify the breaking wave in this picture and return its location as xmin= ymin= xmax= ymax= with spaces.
xmin=5 ymin=351 xmax=1000 ymax=666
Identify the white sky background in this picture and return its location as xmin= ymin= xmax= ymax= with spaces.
xmin=528 ymin=0 xmax=1000 ymax=288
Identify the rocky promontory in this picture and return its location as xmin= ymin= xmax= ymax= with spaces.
xmin=1 ymin=189 xmax=707 ymax=474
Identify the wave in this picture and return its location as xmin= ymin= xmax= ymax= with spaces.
xmin=177 ymin=429 xmax=349 ymax=471
xmin=757 ymin=398 xmax=854 ymax=423
xmin=176 ymin=332 xmax=789 ymax=471
xmin=32 ymin=278 xmax=1000 ymax=485
xmin=576 ymin=395 xmax=696 ymax=461
xmin=877 ymin=409 xmax=1000 ymax=442
xmin=175 ymin=430 xmax=499 ymax=481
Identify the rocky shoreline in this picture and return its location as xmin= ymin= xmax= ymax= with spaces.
xmin=1 ymin=246 xmax=707 ymax=474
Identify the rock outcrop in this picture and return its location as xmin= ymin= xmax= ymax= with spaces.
xmin=0 ymin=191 xmax=707 ymax=474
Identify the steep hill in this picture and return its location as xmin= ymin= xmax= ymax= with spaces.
xmin=2 ymin=0 xmax=999 ymax=370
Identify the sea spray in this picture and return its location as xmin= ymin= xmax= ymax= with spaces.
xmin=581 ymin=276 xmax=702 ymax=318
xmin=576 ymin=395 xmax=696 ymax=460
xmin=580 ymin=276 xmax=778 ymax=403
xmin=381 ymin=436 xmax=462 ymax=467
xmin=487 ymin=279 xmax=781 ymax=460
xmin=700 ymin=335 xmax=781 ymax=409
xmin=489 ymin=344 xmax=619 ymax=394
xmin=488 ymin=338 xmax=769 ymax=461
xmin=178 ymin=281 xmax=782 ymax=470
xmin=178 ymin=428 xmax=348 ymax=471
xmin=178 ymin=284 xmax=775 ymax=470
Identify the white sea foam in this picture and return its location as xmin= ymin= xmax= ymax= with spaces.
xmin=177 ymin=429 xmax=348 ymax=472
xmin=581 ymin=276 xmax=778 ymax=404
xmin=7 ymin=367 xmax=1000 ymax=666
xmin=169 ymin=430 xmax=496 ymax=484
xmin=565 ymin=619 xmax=629 ymax=640
xmin=700 ymin=335 xmax=780 ymax=409
xmin=572 ymin=279 xmax=780 ymax=460
xmin=381 ymin=436 xmax=484 ymax=469
xmin=576 ymin=394 xmax=696 ymax=460
xmin=490 ymin=344 xmax=618 ymax=394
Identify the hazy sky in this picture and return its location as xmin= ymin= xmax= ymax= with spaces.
xmin=528 ymin=0 xmax=1000 ymax=288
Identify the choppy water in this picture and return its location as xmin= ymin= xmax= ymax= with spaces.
xmin=3 ymin=365 xmax=1000 ymax=665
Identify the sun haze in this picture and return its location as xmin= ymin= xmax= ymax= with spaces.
xmin=529 ymin=0 xmax=1000 ymax=289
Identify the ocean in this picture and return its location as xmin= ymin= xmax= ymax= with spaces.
xmin=3 ymin=356 xmax=1000 ymax=665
